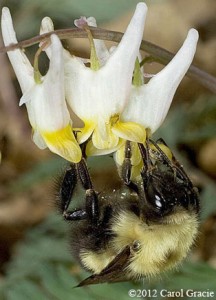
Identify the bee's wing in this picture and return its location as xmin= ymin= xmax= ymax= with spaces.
xmin=76 ymin=246 xmax=131 ymax=287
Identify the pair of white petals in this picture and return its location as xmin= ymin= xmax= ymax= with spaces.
xmin=1 ymin=3 xmax=199 ymax=163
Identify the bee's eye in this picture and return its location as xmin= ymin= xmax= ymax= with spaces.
xmin=147 ymin=183 xmax=166 ymax=210
xmin=131 ymin=240 xmax=141 ymax=252
xmin=154 ymin=194 xmax=163 ymax=209
xmin=145 ymin=178 xmax=175 ymax=217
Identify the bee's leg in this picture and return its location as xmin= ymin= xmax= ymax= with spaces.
xmin=138 ymin=141 xmax=152 ymax=185
xmin=76 ymin=158 xmax=99 ymax=226
xmin=151 ymin=138 xmax=183 ymax=170
xmin=59 ymin=163 xmax=88 ymax=221
xmin=150 ymin=138 xmax=172 ymax=166
xmin=121 ymin=141 xmax=139 ymax=193
xmin=157 ymin=138 xmax=192 ymax=184
xmin=59 ymin=159 xmax=99 ymax=223
xmin=150 ymin=138 xmax=193 ymax=186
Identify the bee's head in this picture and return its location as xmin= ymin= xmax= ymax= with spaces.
xmin=142 ymin=169 xmax=199 ymax=220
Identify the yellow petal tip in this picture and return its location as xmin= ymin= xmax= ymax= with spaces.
xmin=41 ymin=124 xmax=82 ymax=163
xmin=112 ymin=121 xmax=146 ymax=143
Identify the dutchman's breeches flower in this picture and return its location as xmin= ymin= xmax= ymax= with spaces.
xmin=64 ymin=3 xmax=148 ymax=153
xmin=115 ymin=28 xmax=199 ymax=178
xmin=1 ymin=8 xmax=81 ymax=163
xmin=121 ymin=29 xmax=199 ymax=134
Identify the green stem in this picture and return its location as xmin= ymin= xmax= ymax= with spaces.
xmin=84 ymin=26 xmax=100 ymax=70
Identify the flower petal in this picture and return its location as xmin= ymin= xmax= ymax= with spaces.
xmin=39 ymin=16 xmax=54 ymax=58
xmin=40 ymin=16 xmax=54 ymax=33
xmin=32 ymin=129 xmax=47 ymax=149
xmin=114 ymin=141 xmax=141 ymax=167
xmin=92 ymin=120 xmax=119 ymax=149
xmin=121 ymin=29 xmax=198 ymax=133
xmin=1 ymin=7 xmax=34 ymax=92
xmin=41 ymin=124 xmax=82 ymax=163
xmin=21 ymin=34 xmax=67 ymax=132
xmin=86 ymin=139 xmax=124 ymax=156
xmin=130 ymin=161 xmax=143 ymax=180
xmin=74 ymin=119 xmax=96 ymax=144
xmin=40 ymin=34 xmax=70 ymax=131
xmin=105 ymin=2 xmax=147 ymax=93
xmin=112 ymin=121 xmax=146 ymax=143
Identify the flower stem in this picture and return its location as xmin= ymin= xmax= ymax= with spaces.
xmin=1 ymin=27 xmax=216 ymax=94
xmin=33 ymin=47 xmax=42 ymax=83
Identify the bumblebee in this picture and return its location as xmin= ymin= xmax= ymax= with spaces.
xmin=57 ymin=138 xmax=199 ymax=286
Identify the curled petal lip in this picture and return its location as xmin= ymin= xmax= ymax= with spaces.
xmin=41 ymin=124 xmax=82 ymax=163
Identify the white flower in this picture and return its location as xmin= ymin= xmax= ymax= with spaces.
xmin=64 ymin=3 xmax=148 ymax=152
xmin=1 ymin=7 xmax=82 ymax=163
xmin=120 ymin=28 xmax=199 ymax=134
xmin=114 ymin=29 xmax=199 ymax=174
